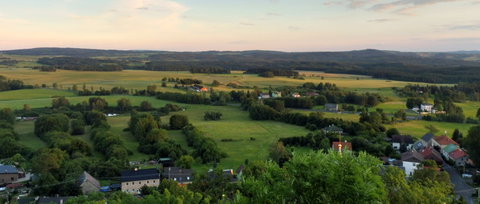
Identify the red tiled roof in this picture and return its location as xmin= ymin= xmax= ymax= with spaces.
xmin=449 ymin=149 xmax=468 ymax=160
xmin=420 ymin=147 xmax=443 ymax=164
xmin=434 ymin=135 xmax=459 ymax=146
xmin=332 ymin=142 xmax=352 ymax=151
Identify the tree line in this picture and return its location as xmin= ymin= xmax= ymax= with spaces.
xmin=0 ymin=75 xmax=33 ymax=91
xmin=37 ymin=57 xmax=124 ymax=71
xmin=64 ymin=150 xmax=456 ymax=204
xmin=396 ymin=83 xmax=480 ymax=102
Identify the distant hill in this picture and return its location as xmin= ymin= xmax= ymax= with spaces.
xmin=3 ymin=47 xmax=480 ymax=83
xmin=0 ymin=47 xmax=154 ymax=57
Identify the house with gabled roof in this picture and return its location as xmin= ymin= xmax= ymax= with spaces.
xmin=433 ymin=135 xmax=458 ymax=148
xmin=325 ymin=103 xmax=339 ymax=112
xmin=391 ymin=135 xmax=415 ymax=151
xmin=121 ymin=168 xmax=160 ymax=194
xmin=441 ymin=144 xmax=459 ymax=158
xmin=420 ymin=133 xmax=435 ymax=147
xmin=79 ymin=171 xmax=100 ymax=195
xmin=162 ymin=167 xmax=194 ymax=186
xmin=0 ymin=165 xmax=19 ymax=185
xmin=420 ymin=147 xmax=443 ymax=165
xmin=449 ymin=149 xmax=469 ymax=166
xmin=401 ymin=151 xmax=424 ymax=176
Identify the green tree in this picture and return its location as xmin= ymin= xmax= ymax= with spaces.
xmin=34 ymin=114 xmax=70 ymax=138
xmin=117 ymin=98 xmax=132 ymax=113
xmin=169 ymin=114 xmax=189 ymax=130
xmin=465 ymin=125 xmax=480 ymax=165
xmin=242 ymin=151 xmax=388 ymax=203
xmin=71 ymin=119 xmax=85 ymax=135
xmin=52 ymin=96 xmax=70 ymax=109
xmin=268 ymin=142 xmax=292 ymax=166
xmin=175 ymin=155 xmax=194 ymax=169
xmin=477 ymin=108 xmax=480 ymax=120
xmin=139 ymin=101 xmax=153 ymax=111
xmin=452 ymin=128 xmax=463 ymax=144
xmin=406 ymin=97 xmax=423 ymax=109
xmin=89 ymin=97 xmax=108 ymax=111
xmin=386 ymin=128 xmax=400 ymax=138
xmin=145 ymin=128 xmax=168 ymax=144
xmin=23 ymin=104 xmax=31 ymax=111
xmin=0 ymin=108 xmax=15 ymax=124
xmin=211 ymin=80 xmax=221 ymax=87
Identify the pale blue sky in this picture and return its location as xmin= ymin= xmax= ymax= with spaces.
xmin=0 ymin=0 xmax=479 ymax=51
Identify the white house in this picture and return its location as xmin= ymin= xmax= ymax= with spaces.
xmin=420 ymin=103 xmax=434 ymax=113
xmin=401 ymin=151 xmax=424 ymax=177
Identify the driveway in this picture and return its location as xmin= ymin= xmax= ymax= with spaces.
xmin=443 ymin=164 xmax=476 ymax=204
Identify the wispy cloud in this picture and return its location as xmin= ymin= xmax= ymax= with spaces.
xmin=266 ymin=12 xmax=281 ymax=16
xmin=288 ymin=26 xmax=301 ymax=31
xmin=368 ymin=18 xmax=396 ymax=23
xmin=447 ymin=23 xmax=480 ymax=30
xmin=325 ymin=0 xmax=474 ymax=15
xmin=240 ymin=22 xmax=255 ymax=26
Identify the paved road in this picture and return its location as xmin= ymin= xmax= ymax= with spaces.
xmin=443 ymin=164 xmax=476 ymax=204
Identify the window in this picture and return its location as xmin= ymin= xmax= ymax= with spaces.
xmin=139 ymin=182 xmax=141 ymax=185
xmin=132 ymin=182 xmax=134 ymax=185
xmin=126 ymin=183 xmax=128 ymax=186
xmin=147 ymin=181 xmax=149 ymax=184
xmin=187 ymin=177 xmax=190 ymax=180
xmin=153 ymin=180 xmax=155 ymax=183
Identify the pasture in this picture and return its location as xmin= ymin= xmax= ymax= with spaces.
xmin=12 ymin=97 xmax=311 ymax=170
xmin=0 ymin=68 xmax=446 ymax=93
xmin=3 ymin=69 xmax=480 ymax=171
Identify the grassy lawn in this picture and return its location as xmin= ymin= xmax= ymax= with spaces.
xmin=385 ymin=120 xmax=475 ymax=138
xmin=0 ymin=94 xmax=177 ymax=110
xmin=456 ymin=101 xmax=480 ymax=118
xmin=0 ymin=89 xmax=75 ymax=101
xmin=0 ymin=69 xmax=448 ymax=93
xmin=11 ymin=98 xmax=311 ymax=170
xmin=161 ymin=104 xmax=311 ymax=170
xmin=14 ymin=120 xmax=47 ymax=151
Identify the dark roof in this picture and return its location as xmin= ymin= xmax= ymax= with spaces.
xmin=401 ymin=151 xmax=424 ymax=163
xmin=121 ymin=169 xmax=159 ymax=182
xmin=37 ymin=197 xmax=72 ymax=204
xmin=421 ymin=133 xmax=435 ymax=142
xmin=162 ymin=167 xmax=193 ymax=183
xmin=0 ymin=165 xmax=18 ymax=174
xmin=325 ymin=103 xmax=338 ymax=108
xmin=413 ymin=141 xmax=425 ymax=151
xmin=391 ymin=135 xmax=415 ymax=144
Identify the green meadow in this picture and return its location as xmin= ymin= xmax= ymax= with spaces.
xmin=12 ymin=97 xmax=311 ymax=170
xmin=3 ymin=69 xmax=480 ymax=170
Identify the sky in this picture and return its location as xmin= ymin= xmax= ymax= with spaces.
xmin=0 ymin=0 xmax=479 ymax=52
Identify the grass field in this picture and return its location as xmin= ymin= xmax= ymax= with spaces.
xmin=0 ymin=92 xmax=175 ymax=109
xmin=3 ymin=69 xmax=479 ymax=171
xmin=386 ymin=120 xmax=475 ymax=138
xmin=0 ymin=89 xmax=75 ymax=101
xmin=12 ymin=98 xmax=311 ymax=170
xmin=0 ymin=68 xmax=448 ymax=93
